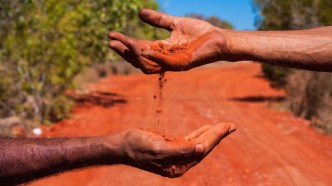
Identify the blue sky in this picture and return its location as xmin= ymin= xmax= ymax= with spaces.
xmin=156 ymin=0 xmax=257 ymax=30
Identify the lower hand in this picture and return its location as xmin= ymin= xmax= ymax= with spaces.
xmin=119 ymin=123 xmax=235 ymax=178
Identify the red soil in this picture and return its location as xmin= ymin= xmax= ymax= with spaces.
xmin=150 ymin=42 xmax=188 ymax=56
xmin=155 ymin=72 xmax=166 ymax=127
xmin=30 ymin=63 xmax=332 ymax=186
xmin=140 ymin=128 xmax=180 ymax=142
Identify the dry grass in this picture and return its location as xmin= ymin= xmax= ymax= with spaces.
xmin=286 ymin=70 xmax=332 ymax=134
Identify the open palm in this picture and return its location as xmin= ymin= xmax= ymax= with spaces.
xmin=121 ymin=123 xmax=235 ymax=178
xmin=108 ymin=9 xmax=226 ymax=74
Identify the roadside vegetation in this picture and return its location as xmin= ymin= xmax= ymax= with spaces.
xmin=254 ymin=0 xmax=332 ymax=134
xmin=0 ymin=0 xmax=167 ymax=133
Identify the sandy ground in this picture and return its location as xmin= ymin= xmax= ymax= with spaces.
xmin=30 ymin=62 xmax=332 ymax=186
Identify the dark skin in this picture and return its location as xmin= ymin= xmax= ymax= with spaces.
xmin=108 ymin=9 xmax=332 ymax=73
xmin=9 ymin=6 xmax=331 ymax=185
xmin=0 ymin=123 xmax=235 ymax=185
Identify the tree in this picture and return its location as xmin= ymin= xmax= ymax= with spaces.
xmin=255 ymin=0 xmax=332 ymax=30
xmin=0 ymin=0 xmax=159 ymax=125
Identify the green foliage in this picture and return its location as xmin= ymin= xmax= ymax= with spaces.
xmin=261 ymin=64 xmax=292 ymax=88
xmin=254 ymin=0 xmax=332 ymax=30
xmin=0 ymin=0 xmax=159 ymax=124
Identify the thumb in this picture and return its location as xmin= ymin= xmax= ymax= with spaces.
xmin=138 ymin=9 xmax=175 ymax=31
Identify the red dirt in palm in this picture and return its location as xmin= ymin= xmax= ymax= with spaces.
xmin=30 ymin=63 xmax=332 ymax=186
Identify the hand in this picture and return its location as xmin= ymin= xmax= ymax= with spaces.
xmin=108 ymin=9 xmax=228 ymax=74
xmin=119 ymin=123 xmax=235 ymax=178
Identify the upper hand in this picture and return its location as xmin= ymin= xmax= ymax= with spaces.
xmin=119 ymin=123 xmax=235 ymax=178
xmin=108 ymin=9 xmax=228 ymax=74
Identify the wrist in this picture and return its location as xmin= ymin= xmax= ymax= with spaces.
xmin=100 ymin=134 xmax=126 ymax=165
xmin=114 ymin=130 xmax=140 ymax=167
xmin=208 ymin=27 xmax=238 ymax=62
xmin=188 ymin=28 xmax=231 ymax=69
xmin=216 ymin=28 xmax=253 ymax=62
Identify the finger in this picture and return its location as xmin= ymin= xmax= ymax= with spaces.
xmin=108 ymin=32 xmax=131 ymax=47
xmin=198 ymin=123 xmax=236 ymax=156
xmin=108 ymin=40 xmax=128 ymax=54
xmin=138 ymin=9 xmax=175 ymax=31
xmin=108 ymin=32 xmax=138 ymax=51
xmin=108 ymin=41 xmax=140 ymax=68
xmin=184 ymin=125 xmax=213 ymax=140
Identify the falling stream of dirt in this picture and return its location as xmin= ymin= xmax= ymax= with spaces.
xmin=154 ymin=71 xmax=166 ymax=129
xmin=151 ymin=42 xmax=189 ymax=131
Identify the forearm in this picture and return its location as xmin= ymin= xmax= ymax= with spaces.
xmin=221 ymin=26 xmax=332 ymax=72
xmin=0 ymin=135 xmax=123 ymax=185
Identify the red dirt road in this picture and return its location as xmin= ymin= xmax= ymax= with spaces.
xmin=30 ymin=63 xmax=332 ymax=186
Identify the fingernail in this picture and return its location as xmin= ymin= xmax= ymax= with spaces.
xmin=195 ymin=143 xmax=204 ymax=153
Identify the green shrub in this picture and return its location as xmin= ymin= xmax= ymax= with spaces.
xmin=262 ymin=64 xmax=292 ymax=88
xmin=0 ymin=0 xmax=159 ymax=124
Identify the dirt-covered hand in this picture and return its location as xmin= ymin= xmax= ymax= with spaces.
xmin=119 ymin=123 xmax=235 ymax=178
xmin=108 ymin=9 xmax=228 ymax=74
